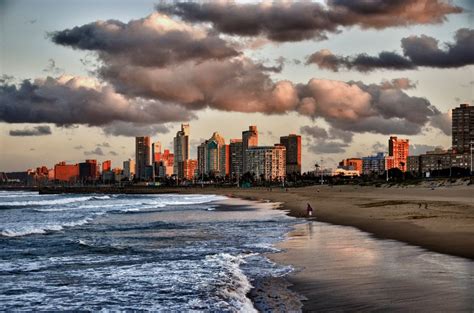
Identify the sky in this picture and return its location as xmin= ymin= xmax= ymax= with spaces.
xmin=1 ymin=0 xmax=473 ymax=172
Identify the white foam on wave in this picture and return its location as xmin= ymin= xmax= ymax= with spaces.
xmin=0 ymin=217 xmax=92 ymax=237
xmin=0 ymin=193 xmax=39 ymax=198
xmin=91 ymin=195 xmax=112 ymax=200
xmin=119 ymin=207 xmax=141 ymax=212
xmin=144 ymin=195 xmax=227 ymax=207
xmin=34 ymin=202 xmax=120 ymax=212
xmin=6 ymin=196 xmax=93 ymax=207
xmin=205 ymin=253 xmax=258 ymax=313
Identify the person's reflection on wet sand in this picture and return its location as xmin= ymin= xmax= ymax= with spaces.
xmin=307 ymin=221 xmax=314 ymax=239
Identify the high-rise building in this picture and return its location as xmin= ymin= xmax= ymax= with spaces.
xmin=245 ymin=145 xmax=286 ymax=181
xmin=452 ymin=103 xmax=474 ymax=153
xmin=280 ymin=134 xmax=302 ymax=175
xmin=135 ymin=136 xmax=151 ymax=180
xmin=54 ymin=162 xmax=79 ymax=182
xmin=197 ymin=143 xmax=207 ymax=177
xmin=162 ymin=149 xmax=174 ymax=167
xmin=197 ymin=132 xmax=227 ymax=177
xmin=220 ymin=144 xmax=230 ymax=177
xmin=156 ymin=149 xmax=174 ymax=178
xmin=79 ymin=159 xmax=98 ymax=181
xmin=152 ymin=141 xmax=162 ymax=163
xmin=102 ymin=160 xmax=111 ymax=172
xmin=178 ymin=159 xmax=198 ymax=180
xmin=229 ymin=139 xmax=243 ymax=178
xmin=123 ymin=159 xmax=135 ymax=180
xmin=388 ymin=136 xmax=409 ymax=172
xmin=242 ymin=125 xmax=258 ymax=174
xmin=174 ymin=124 xmax=190 ymax=177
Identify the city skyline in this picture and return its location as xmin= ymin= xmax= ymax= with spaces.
xmin=5 ymin=101 xmax=472 ymax=181
xmin=1 ymin=0 xmax=473 ymax=172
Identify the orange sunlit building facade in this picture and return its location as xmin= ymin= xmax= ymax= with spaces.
xmin=388 ymin=136 xmax=409 ymax=172
xmin=179 ymin=159 xmax=198 ymax=180
xmin=339 ymin=158 xmax=362 ymax=174
xmin=102 ymin=160 xmax=111 ymax=172
xmin=54 ymin=162 xmax=79 ymax=182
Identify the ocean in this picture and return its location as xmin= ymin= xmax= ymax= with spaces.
xmin=0 ymin=190 xmax=299 ymax=311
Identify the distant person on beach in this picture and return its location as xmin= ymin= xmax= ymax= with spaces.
xmin=307 ymin=203 xmax=313 ymax=217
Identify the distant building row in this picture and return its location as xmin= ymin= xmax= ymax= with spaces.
xmin=134 ymin=124 xmax=301 ymax=182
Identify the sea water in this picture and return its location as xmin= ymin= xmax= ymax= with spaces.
xmin=0 ymin=191 xmax=297 ymax=311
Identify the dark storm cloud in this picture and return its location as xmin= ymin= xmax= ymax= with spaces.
xmin=410 ymin=144 xmax=439 ymax=155
xmin=300 ymin=125 xmax=352 ymax=154
xmin=301 ymin=125 xmax=329 ymax=140
xmin=296 ymin=79 xmax=442 ymax=136
xmin=401 ymin=28 xmax=474 ymax=68
xmin=43 ymin=59 xmax=65 ymax=75
xmin=379 ymin=78 xmax=417 ymax=90
xmin=308 ymin=141 xmax=349 ymax=154
xmin=326 ymin=0 xmax=462 ymax=28
xmin=9 ymin=125 xmax=52 ymax=136
xmin=371 ymin=142 xmax=386 ymax=153
xmin=97 ymin=58 xmax=445 ymax=136
xmin=156 ymin=0 xmax=462 ymax=42
xmin=50 ymin=13 xmax=239 ymax=68
xmin=98 ymin=57 xmax=299 ymax=114
xmin=0 ymin=74 xmax=14 ymax=84
xmin=0 ymin=76 xmax=196 ymax=126
xmin=101 ymin=122 xmax=170 ymax=137
xmin=429 ymin=110 xmax=452 ymax=135
xmin=84 ymin=147 xmax=104 ymax=156
xmin=307 ymin=28 xmax=474 ymax=71
xmin=0 ymin=8 xmax=446 ymax=142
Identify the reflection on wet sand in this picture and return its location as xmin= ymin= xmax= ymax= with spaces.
xmin=273 ymin=221 xmax=474 ymax=312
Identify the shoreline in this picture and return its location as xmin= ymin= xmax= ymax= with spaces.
xmin=29 ymin=184 xmax=474 ymax=259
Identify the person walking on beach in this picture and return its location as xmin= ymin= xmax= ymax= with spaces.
xmin=307 ymin=203 xmax=313 ymax=217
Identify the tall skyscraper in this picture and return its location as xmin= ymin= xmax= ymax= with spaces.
xmin=388 ymin=136 xmax=409 ymax=172
xmin=229 ymin=139 xmax=243 ymax=178
xmin=197 ymin=132 xmax=227 ymax=177
xmin=280 ymin=134 xmax=302 ymax=175
xmin=152 ymin=141 xmax=162 ymax=163
xmin=174 ymin=124 xmax=190 ymax=177
xmin=102 ymin=160 xmax=111 ymax=172
xmin=123 ymin=159 xmax=135 ymax=180
xmin=135 ymin=136 xmax=151 ymax=180
xmin=452 ymin=103 xmax=474 ymax=153
xmin=245 ymin=145 xmax=286 ymax=181
xmin=156 ymin=149 xmax=174 ymax=178
xmin=79 ymin=159 xmax=98 ymax=181
xmin=242 ymin=125 xmax=258 ymax=174
xmin=178 ymin=159 xmax=198 ymax=180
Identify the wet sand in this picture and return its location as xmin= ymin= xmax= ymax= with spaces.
xmin=271 ymin=221 xmax=473 ymax=312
